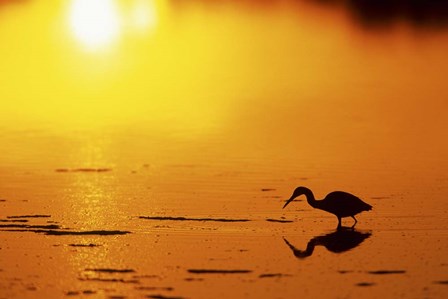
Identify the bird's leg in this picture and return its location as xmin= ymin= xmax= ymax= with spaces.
xmin=351 ymin=216 xmax=358 ymax=228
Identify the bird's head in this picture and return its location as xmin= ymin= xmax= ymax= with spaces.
xmin=283 ymin=186 xmax=309 ymax=209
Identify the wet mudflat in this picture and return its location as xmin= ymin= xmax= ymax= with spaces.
xmin=1 ymin=0 xmax=448 ymax=298
xmin=0 ymin=182 xmax=447 ymax=298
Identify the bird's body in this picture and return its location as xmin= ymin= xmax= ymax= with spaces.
xmin=283 ymin=186 xmax=372 ymax=228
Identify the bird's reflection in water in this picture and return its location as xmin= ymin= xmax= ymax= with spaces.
xmin=283 ymin=227 xmax=371 ymax=259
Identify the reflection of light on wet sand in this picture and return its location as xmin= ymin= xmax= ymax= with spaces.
xmin=64 ymin=139 xmax=117 ymax=228
xmin=61 ymin=140 xmax=121 ymax=268
xmin=69 ymin=0 xmax=121 ymax=50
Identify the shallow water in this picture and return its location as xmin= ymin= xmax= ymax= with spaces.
xmin=1 ymin=0 xmax=448 ymax=298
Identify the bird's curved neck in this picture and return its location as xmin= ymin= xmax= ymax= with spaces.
xmin=302 ymin=188 xmax=319 ymax=208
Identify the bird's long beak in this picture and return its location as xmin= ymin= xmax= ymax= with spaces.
xmin=282 ymin=195 xmax=295 ymax=209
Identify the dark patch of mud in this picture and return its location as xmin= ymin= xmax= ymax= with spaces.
xmin=68 ymin=244 xmax=101 ymax=247
xmin=139 ymin=216 xmax=250 ymax=222
xmin=79 ymin=268 xmax=140 ymax=286
xmin=261 ymin=188 xmax=276 ymax=191
xmin=187 ymin=269 xmax=252 ymax=274
xmin=1 ymin=229 xmax=131 ymax=235
xmin=146 ymin=295 xmax=185 ymax=299
xmin=184 ymin=278 xmax=203 ymax=281
xmin=356 ymin=282 xmax=375 ymax=287
xmin=79 ymin=278 xmax=139 ymax=284
xmin=338 ymin=270 xmax=354 ymax=274
xmin=58 ymin=230 xmax=128 ymax=236
xmin=26 ymin=285 xmax=37 ymax=291
xmin=66 ymin=290 xmax=96 ymax=296
xmin=259 ymin=273 xmax=290 ymax=278
xmin=85 ymin=268 xmax=135 ymax=273
xmin=56 ymin=168 xmax=112 ymax=173
xmin=367 ymin=270 xmax=406 ymax=275
xmin=7 ymin=215 xmax=51 ymax=219
xmin=434 ymin=280 xmax=448 ymax=285
xmin=0 ymin=219 xmax=28 ymax=223
xmin=0 ymin=224 xmax=60 ymax=229
xmin=46 ymin=230 xmax=131 ymax=236
xmin=265 ymin=218 xmax=293 ymax=223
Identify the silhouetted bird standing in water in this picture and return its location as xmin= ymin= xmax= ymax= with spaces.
xmin=283 ymin=186 xmax=372 ymax=228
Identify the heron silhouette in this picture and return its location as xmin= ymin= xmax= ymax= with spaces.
xmin=283 ymin=186 xmax=372 ymax=228
xmin=283 ymin=228 xmax=372 ymax=259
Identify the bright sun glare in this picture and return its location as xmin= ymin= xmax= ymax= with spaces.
xmin=69 ymin=0 xmax=121 ymax=50
xmin=69 ymin=0 xmax=159 ymax=50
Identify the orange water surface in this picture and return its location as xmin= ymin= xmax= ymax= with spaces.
xmin=1 ymin=1 xmax=448 ymax=298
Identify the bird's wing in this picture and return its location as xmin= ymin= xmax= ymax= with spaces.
xmin=324 ymin=191 xmax=372 ymax=214
xmin=326 ymin=191 xmax=361 ymax=202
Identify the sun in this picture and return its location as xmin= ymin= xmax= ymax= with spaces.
xmin=69 ymin=0 xmax=121 ymax=50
